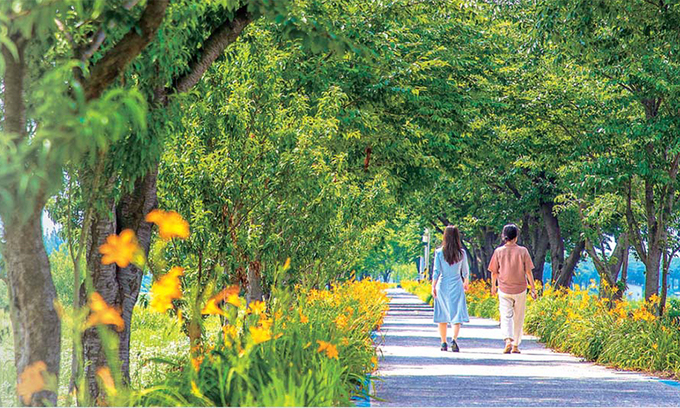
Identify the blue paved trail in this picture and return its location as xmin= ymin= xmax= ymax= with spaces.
xmin=372 ymin=288 xmax=680 ymax=407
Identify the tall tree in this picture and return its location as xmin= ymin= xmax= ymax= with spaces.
xmin=535 ymin=0 xmax=680 ymax=299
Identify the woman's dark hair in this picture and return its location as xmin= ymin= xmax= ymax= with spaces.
xmin=502 ymin=224 xmax=519 ymax=243
xmin=442 ymin=225 xmax=463 ymax=264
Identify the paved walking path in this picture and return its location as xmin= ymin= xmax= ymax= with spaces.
xmin=372 ymin=288 xmax=680 ymax=407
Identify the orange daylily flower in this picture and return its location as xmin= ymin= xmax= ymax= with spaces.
xmin=201 ymin=286 xmax=240 ymax=315
xmin=317 ymin=340 xmax=339 ymax=359
xmin=17 ymin=361 xmax=47 ymax=404
xmin=150 ymin=267 xmax=184 ymax=313
xmin=86 ymin=292 xmax=124 ymax=331
xmin=96 ymin=367 xmax=117 ymax=396
xmin=371 ymin=356 xmax=379 ymax=369
xmin=99 ymin=229 xmax=143 ymax=268
xmin=145 ymin=209 xmax=190 ymax=240
xmin=299 ymin=312 xmax=309 ymax=324
xmin=191 ymin=356 xmax=203 ymax=371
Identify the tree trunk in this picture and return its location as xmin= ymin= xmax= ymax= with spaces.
xmin=79 ymin=168 xmax=157 ymax=401
xmin=2 ymin=36 xmax=61 ymax=406
xmin=644 ymin=246 xmax=662 ymax=300
xmin=553 ymin=240 xmax=585 ymax=288
xmin=585 ymin=233 xmax=628 ymax=300
xmin=461 ymin=240 xmax=481 ymax=280
xmin=114 ymin=167 xmax=158 ymax=381
xmin=4 ymin=212 xmax=61 ymax=406
xmin=519 ymin=214 xmax=548 ymax=283
xmin=531 ymin=236 xmax=549 ymax=284
xmin=540 ymin=200 xmax=565 ymax=283
xmin=621 ymin=246 xmax=629 ymax=297
xmin=246 ymin=260 xmax=264 ymax=304
xmin=476 ymin=227 xmax=498 ymax=279
xmin=660 ymin=251 xmax=670 ymax=315
xmin=80 ymin=198 xmax=117 ymax=402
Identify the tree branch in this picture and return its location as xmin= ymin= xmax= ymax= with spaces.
xmin=625 ymin=180 xmax=648 ymax=262
xmin=1 ymin=34 xmax=28 ymax=143
xmin=84 ymin=0 xmax=168 ymax=101
xmin=78 ymin=0 xmax=142 ymax=62
xmin=171 ymin=5 xmax=253 ymax=97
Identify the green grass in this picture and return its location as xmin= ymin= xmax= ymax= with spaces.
xmin=0 ymin=305 xmax=192 ymax=406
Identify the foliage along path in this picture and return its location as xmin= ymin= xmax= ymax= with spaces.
xmin=372 ymin=288 xmax=680 ymax=407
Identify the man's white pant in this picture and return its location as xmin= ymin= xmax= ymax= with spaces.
xmin=498 ymin=290 xmax=526 ymax=346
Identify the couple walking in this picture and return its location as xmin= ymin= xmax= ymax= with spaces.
xmin=432 ymin=224 xmax=537 ymax=353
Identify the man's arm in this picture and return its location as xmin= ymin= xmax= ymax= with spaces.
xmin=524 ymin=248 xmax=537 ymax=299
xmin=488 ymin=251 xmax=499 ymax=296
xmin=526 ymin=269 xmax=537 ymax=299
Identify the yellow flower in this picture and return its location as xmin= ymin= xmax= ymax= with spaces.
xmin=334 ymin=314 xmax=348 ymax=329
xmin=227 ymin=293 xmax=241 ymax=308
xmin=317 ymin=340 xmax=339 ymax=359
xmin=191 ymin=381 xmax=202 ymax=397
xmin=223 ymin=325 xmax=238 ymax=341
xmin=250 ymin=326 xmax=272 ymax=344
xmin=145 ymin=209 xmax=190 ymax=240
xmin=248 ymin=301 xmax=266 ymax=315
xmin=201 ymin=299 xmax=224 ymax=316
xmin=201 ymin=286 xmax=239 ymax=316
xmin=17 ymin=361 xmax=47 ymax=404
xmin=98 ymin=229 xmax=143 ymax=268
xmin=632 ymin=308 xmax=656 ymax=322
xmin=652 ymin=343 xmax=659 ymax=350
xmin=86 ymin=292 xmax=125 ymax=331
xmin=259 ymin=317 xmax=273 ymax=330
xmin=150 ymin=267 xmax=184 ymax=313
xmin=96 ymin=366 xmax=117 ymax=396
xmin=282 ymin=258 xmax=291 ymax=270
xmin=371 ymin=356 xmax=379 ymax=369
xmin=274 ymin=311 xmax=283 ymax=320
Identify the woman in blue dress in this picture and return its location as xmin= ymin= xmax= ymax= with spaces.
xmin=432 ymin=225 xmax=470 ymax=352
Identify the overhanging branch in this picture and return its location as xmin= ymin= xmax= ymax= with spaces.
xmin=84 ymin=0 xmax=169 ymax=101
xmin=172 ymin=5 xmax=253 ymax=96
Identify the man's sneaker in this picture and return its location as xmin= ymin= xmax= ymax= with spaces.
xmin=511 ymin=346 xmax=521 ymax=354
xmin=450 ymin=339 xmax=460 ymax=352
xmin=441 ymin=342 xmax=448 ymax=351
xmin=503 ymin=343 xmax=512 ymax=354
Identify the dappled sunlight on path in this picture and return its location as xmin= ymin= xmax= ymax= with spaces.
xmin=372 ymin=289 xmax=680 ymax=407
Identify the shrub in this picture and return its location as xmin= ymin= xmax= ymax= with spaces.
xmin=401 ymin=280 xmax=433 ymax=306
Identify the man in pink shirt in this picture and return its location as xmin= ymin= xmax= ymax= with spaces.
xmin=488 ymin=224 xmax=537 ymax=354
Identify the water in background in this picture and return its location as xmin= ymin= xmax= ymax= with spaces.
xmin=544 ymin=255 xmax=680 ymax=301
